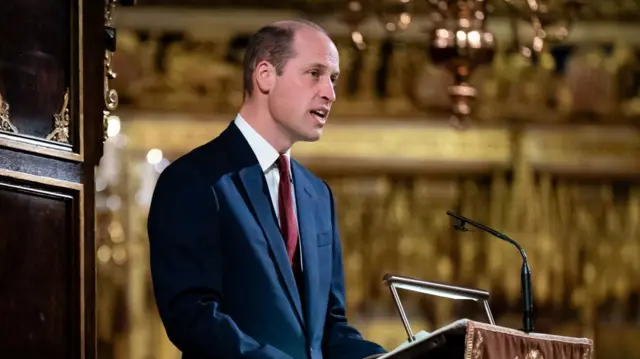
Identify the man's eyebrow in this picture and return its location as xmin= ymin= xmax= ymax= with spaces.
xmin=306 ymin=63 xmax=328 ymax=69
xmin=306 ymin=63 xmax=340 ymax=76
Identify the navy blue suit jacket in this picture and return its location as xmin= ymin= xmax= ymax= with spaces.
xmin=147 ymin=122 xmax=386 ymax=359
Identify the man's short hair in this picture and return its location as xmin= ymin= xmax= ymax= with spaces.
xmin=242 ymin=19 xmax=328 ymax=97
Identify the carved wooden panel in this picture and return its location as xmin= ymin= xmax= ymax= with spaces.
xmin=0 ymin=0 xmax=104 ymax=358
xmin=0 ymin=179 xmax=81 ymax=358
xmin=0 ymin=0 xmax=77 ymax=154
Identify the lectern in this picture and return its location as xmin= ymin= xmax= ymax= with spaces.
xmin=380 ymin=274 xmax=594 ymax=359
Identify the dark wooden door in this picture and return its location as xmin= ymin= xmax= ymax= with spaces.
xmin=0 ymin=0 xmax=108 ymax=358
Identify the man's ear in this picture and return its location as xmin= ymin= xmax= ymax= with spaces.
xmin=255 ymin=60 xmax=275 ymax=94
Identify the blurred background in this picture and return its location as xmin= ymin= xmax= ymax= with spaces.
xmin=95 ymin=1 xmax=640 ymax=358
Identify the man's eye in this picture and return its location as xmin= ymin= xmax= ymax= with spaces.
xmin=309 ymin=70 xmax=319 ymax=77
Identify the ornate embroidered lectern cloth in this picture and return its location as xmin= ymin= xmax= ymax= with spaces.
xmin=380 ymin=319 xmax=593 ymax=359
xmin=465 ymin=320 xmax=593 ymax=359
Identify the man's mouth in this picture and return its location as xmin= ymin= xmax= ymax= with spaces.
xmin=310 ymin=109 xmax=328 ymax=120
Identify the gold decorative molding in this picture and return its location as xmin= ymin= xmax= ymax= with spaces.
xmin=295 ymin=123 xmax=510 ymax=164
xmin=121 ymin=116 xmax=513 ymax=167
xmin=46 ymin=88 xmax=71 ymax=144
xmin=522 ymin=125 xmax=640 ymax=175
xmin=0 ymin=92 xmax=18 ymax=134
xmin=112 ymin=8 xmax=640 ymax=44
xmin=104 ymin=0 xmax=119 ymax=142
xmin=119 ymin=113 xmax=640 ymax=175
xmin=40 ymin=113 xmax=637 ymax=175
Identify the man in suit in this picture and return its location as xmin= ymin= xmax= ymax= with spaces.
xmin=147 ymin=19 xmax=387 ymax=359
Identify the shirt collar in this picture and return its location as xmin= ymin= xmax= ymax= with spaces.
xmin=234 ymin=114 xmax=292 ymax=177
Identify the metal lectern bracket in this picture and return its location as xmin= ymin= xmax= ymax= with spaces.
xmin=383 ymin=274 xmax=495 ymax=343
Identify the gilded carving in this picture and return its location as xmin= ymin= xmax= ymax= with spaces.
xmin=107 ymin=25 xmax=640 ymax=123
xmin=0 ymin=92 xmax=18 ymax=134
xmin=104 ymin=0 xmax=119 ymax=141
xmin=45 ymin=88 xmax=70 ymax=144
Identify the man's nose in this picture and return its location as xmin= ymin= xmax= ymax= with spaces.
xmin=320 ymin=78 xmax=336 ymax=102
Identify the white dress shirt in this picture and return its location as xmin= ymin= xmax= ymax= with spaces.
xmin=234 ymin=114 xmax=303 ymax=270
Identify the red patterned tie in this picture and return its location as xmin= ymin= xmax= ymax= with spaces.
xmin=277 ymin=155 xmax=298 ymax=265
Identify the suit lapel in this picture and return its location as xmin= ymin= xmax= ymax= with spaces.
xmin=291 ymin=162 xmax=320 ymax=341
xmin=238 ymin=163 xmax=305 ymax=327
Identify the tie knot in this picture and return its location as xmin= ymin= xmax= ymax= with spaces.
xmin=276 ymin=154 xmax=290 ymax=178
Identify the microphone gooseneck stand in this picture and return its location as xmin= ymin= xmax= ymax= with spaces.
xmin=446 ymin=210 xmax=534 ymax=334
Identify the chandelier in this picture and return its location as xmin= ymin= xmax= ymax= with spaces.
xmin=339 ymin=0 xmax=586 ymax=124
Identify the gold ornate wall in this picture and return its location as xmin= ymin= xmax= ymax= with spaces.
xmin=95 ymin=7 xmax=640 ymax=359
xmin=95 ymin=115 xmax=640 ymax=358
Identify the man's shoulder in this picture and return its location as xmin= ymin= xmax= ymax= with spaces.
xmin=161 ymin=139 xmax=212 ymax=172
xmin=291 ymin=159 xmax=331 ymax=199
xmin=155 ymin=134 xmax=229 ymax=187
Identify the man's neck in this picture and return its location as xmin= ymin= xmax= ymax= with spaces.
xmin=238 ymin=104 xmax=292 ymax=154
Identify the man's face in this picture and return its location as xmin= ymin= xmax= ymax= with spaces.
xmin=268 ymin=28 xmax=339 ymax=145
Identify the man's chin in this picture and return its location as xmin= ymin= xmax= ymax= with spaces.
xmin=298 ymin=130 xmax=323 ymax=143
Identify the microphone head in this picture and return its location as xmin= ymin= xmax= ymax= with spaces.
xmin=453 ymin=224 xmax=469 ymax=232
xmin=449 ymin=215 xmax=468 ymax=232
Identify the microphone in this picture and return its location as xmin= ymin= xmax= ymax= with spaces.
xmin=449 ymin=216 xmax=469 ymax=232
xmin=446 ymin=210 xmax=534 ymax=334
